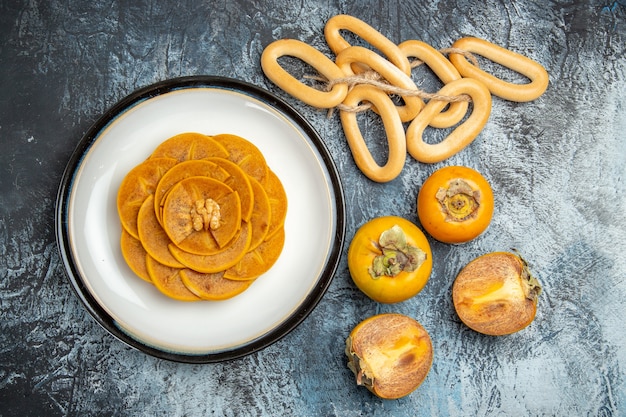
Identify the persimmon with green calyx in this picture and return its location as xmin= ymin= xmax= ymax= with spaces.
xmin=348 ymin=216 xmax=432 ymax=303
xmin=345 ymin=313 xmax=433 ymax=399
xmin=453 ymin=251 xmax=542 ymax=335
xmin=417 ymin=165 xmax=494 ymax=244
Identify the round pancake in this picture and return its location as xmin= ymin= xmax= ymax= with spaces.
xmin=224 ymin=226 xmax=285 ymax=281
xmin=180 ymin=269 xmax=252 ymax=301
xmin=150 ymin=132 xmax=228 ymax=161
xmin=137 ymin=195 xmax=184 ymax=268
xmin=145 ymin=255 xmax=201 ymax=301
xmin=248 ymin=176 xmax=271 ymax=251
xmin=117 ymin=157 xmax=178 ymax=239
xmin=120 ymin=228 xmax=152 ymax=283
xmin=263 ymin=169 xmax=288 ymax=240
xmin=212 ymin=133 xmax=268 ymax=184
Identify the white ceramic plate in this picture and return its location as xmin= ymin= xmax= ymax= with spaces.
xmin=56 ymin=76 xmax=345 ymax=363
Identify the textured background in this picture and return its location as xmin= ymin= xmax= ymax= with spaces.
xmin=1 ymin=0 xmax=625 ymax=416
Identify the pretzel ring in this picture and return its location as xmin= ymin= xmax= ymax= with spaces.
xmin=449 ymin=37 xmax=549 ymax=102
xmin=339 ymin=85 xmax=406 ymax=183
xmin=261 ymin=39 xmax=348 ymax=108
xmin=336 ymin=46 xmax=423 ymax=122
xmin=406 ymin=78 xmax=492 ymax=163
xmin=398 ymin=40 xmax=469 ymax=129
xmin=324 ymin=14 xmax=411 ymax=76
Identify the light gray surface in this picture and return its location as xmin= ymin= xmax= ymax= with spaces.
xmin=1 ymin=1 xmax=625 ymax=415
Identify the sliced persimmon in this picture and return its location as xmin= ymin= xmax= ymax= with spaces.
xmin=150 ymin=132 xmax=228 ymax=162
xmin=145 ymin=255 xmax=201 ymax=301
xmin=264 ymin=169 xmax=288 ymax=240
xmin=169 ymin=221 xmax=251 ymax=273
xmin=153 ymin=159 xmax=230 ymax=225
xmin=161 ymin=176 xmax=242 ymax=255
xmin=120 ymin=228 xmax=152 ymax=283
xmin=180 ymin=269 xmax=252 ymax=301
xmin=137 ymin=195 xmax=184 ymax=268
xmin=224 ymin=226 xmax=285 ymax=281
xmin=118 ymin=132 xmax=288 ymax=302
xmin=212 ymin=133 xmax=268 ymax=184
xmin=248 ymin=176 xmax=271 ymax=251
xmin=117 ymin=157 xmax=178 ymax=239
xmin=206 ymin=157 xmax=254 ymax=222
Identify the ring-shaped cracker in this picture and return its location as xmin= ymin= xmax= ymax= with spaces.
xmin=339 ymin=85 xmax=406 ymax=183
xmin=406 ymin=78 xmax=492 ymax=163
xmin=335 ymin=46 xmax=423 ymax=122
xmin=449 ymin=37 xmax=549 ymax=102
xmin=261 ymin=39 xmax=348 ymax=109
xmin=324 ymin=14 xmax=411 ymax=76
xmin=398 ymin=40 xmax=468 ymax=128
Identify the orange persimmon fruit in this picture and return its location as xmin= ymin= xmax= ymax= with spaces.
xmin=348 ymin=216 xmax=432 ymax=303
xmin=452 ymin=251 xmax=542 ymax=335
xmin=346 ymin=313 xmax=433 ymax=399
xmin=417 ymin=165 xmax=494 ymax=244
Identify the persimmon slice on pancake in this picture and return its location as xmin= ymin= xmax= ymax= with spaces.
xmin=153 ymin=159 xmax=230 ymax=224
xmin=180 ymin=269 xmax=252 ymax=301
xmin=264 ymin=170 xmax=288 ymax=240
xmin=146 ymin=255 xmax=201 ymax=301
xmin=150 ymin=132 xmax=228 ymax=161
xmin=169 ymin=221 xmax=251 ymax=273
xmin=137 ymin=195 xmax=184 ymax=268
xmin=206 ymin=157 xmax=254 ymax=222
xmin=212 ymin=133 xmax=268 ymax=184
xmin=224 ymin=226 xmax=285 ymax=281
xmin=162 ymin=176 xmax=242 ymax=254
xmin=248 ymin=176 xmax=271 ymax=251
xmin=120 ymin=229 xmax=152 ymax=283
xmin=117 ymin=157 xmax=178 ymax=239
